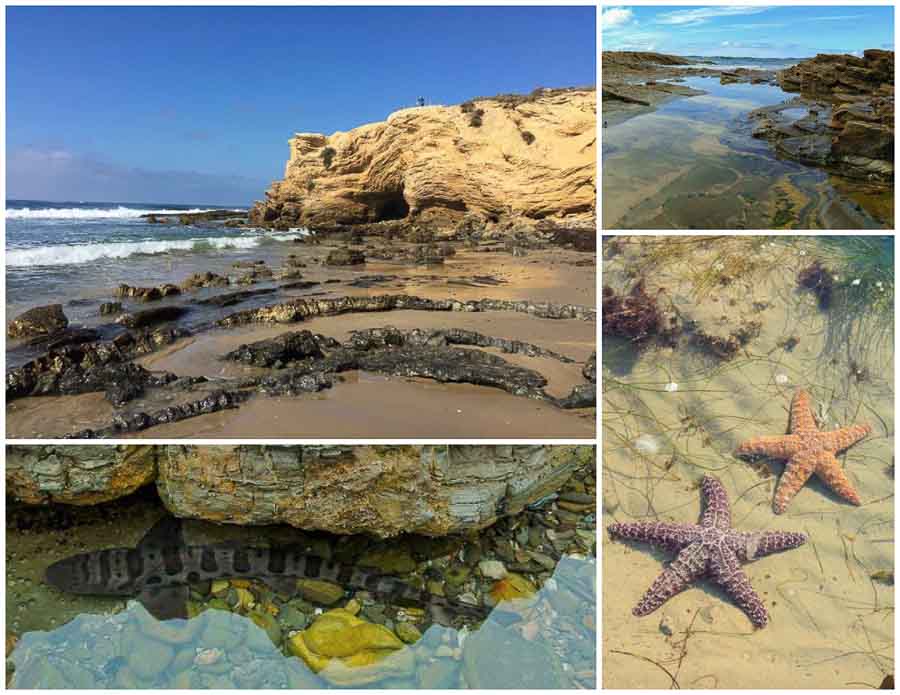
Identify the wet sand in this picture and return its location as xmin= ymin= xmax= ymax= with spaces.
xmin=6 ymin=242 xmax=596 ymax=439
xmin=602 ymin=236 xmax=893 ymax=688
xmin=135 ymin=377 xmax=595 ymax=439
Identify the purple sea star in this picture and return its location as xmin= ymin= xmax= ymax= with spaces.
xmin=607 ymin=475 xmax=806 ymax=628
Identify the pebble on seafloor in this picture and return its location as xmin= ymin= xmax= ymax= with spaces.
xmin=8 ymin=449 xmax=597 ymax=690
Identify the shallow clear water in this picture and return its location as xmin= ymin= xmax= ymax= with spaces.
xmin=10 ymin=553 xmax=595 ymax=689
xmin=7 ymin=478 xmax=597 ymax=689
xmin=602 ymin=78 xmax=892 ymax=230
xmin=602 ymin=236 xmax=893 ymax=688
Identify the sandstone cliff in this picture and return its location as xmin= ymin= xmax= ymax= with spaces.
xmin=249 ymin=88 xmax=596 ymax=233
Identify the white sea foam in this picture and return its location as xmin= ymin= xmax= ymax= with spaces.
xmin=5 ymin=206 xmax=243 ymax=220
xmin=6 ymin=234 xmax=301 ymax=268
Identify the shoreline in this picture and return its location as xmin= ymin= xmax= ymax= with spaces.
xmin=6 ymin=238 xmax=596 ymax=439
xmin=602 ymin=50 xmax=894 ymax=190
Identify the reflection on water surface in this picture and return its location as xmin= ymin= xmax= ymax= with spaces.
xmin=9 ymin=555 xmax=595 ymax=689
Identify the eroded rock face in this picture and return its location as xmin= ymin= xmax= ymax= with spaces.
xmin=248 ymin=88 xmax=595 ymax=232
xmin=779 ymin=50 xmax=894 ymax=98
xmin=6 ymin=445 xmax=158 ymax=505
xmin=8 ymin=304 xmax=69 ymax=339
xmin=7 ymin=445 xmax=594 ymax=538
xmin=750 ymin=51 xmax=895 ymax=183
xmin=156 ymin=445 xmax=593 ymax=537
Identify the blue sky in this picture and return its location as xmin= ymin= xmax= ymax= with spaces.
xmin=602 ymin=5 xmax=894 ymax=58
xmin=6 ymin=6 xmax=596 ymax=206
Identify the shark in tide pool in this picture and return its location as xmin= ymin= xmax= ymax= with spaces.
xmin=44 ymin=516 xmax=490 ymax=623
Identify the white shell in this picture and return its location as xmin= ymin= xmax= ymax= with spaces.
xmin=664 ymin=382 xmax=678 ymax=392
xmin=634 ymin=434 xmax=660 ymax=455
xmin=775 ymin=373 xmax=789 ymax=385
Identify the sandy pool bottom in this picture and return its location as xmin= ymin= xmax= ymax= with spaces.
xmin=602 ymin=236 xmax=893 ymax=688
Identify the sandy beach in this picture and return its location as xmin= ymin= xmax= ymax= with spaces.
xmin=602 ymin=236 xmax=893 ymax=688
xmin=7 ymin=241 xmax=596 ymax=439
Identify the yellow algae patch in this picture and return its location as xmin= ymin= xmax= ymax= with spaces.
xmin=489 ymin=573 xmax=537 ymax=603
xmin=287 ymin=608 xmax=411 ymax=686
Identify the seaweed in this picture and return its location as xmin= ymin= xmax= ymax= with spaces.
xmin=602 ymin=281 xmax=677 ymax=347
xmin=689 ymin=320 xmax=762 ymax=360
xmin=797 ymin=260 xmax=834 ymax=310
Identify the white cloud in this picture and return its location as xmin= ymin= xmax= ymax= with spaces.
xmin=809 ymin=15 xmax=867 ymax=21
xmin=655 ymin=6 xmax=770 ymax=27
xmin=602 ymin=7 xmax=633 ymax=31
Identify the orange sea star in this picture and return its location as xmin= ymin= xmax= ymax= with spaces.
xmin=735 ymin=389 xmax=871 ymax=513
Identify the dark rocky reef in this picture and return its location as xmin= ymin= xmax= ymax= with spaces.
xmin=115 ymin=284 xmax=182 ymax=303
xmin=237 ymin=326 xmax=595 ymax=409
xmin=7 ymin=338 xmax=177 ymax=406
xmin=224 ymin=330 xmax=338 ymax=367
xmin=8 ymin=304 xmax=69 ymax=339
xmin=750 ymin=51 xmax=894 ymax=184
xmin=181 ymin=272 xmax=230 ymax=291
xmin=7 ymin=327 xmax=189 ymax=406
xmin=21 ymin=320 xmax=594 ymax=438
xmin=140 ymin=210 xmax=247 ymax=226
xmin=217 ymin=294 xmax=596 ymax=328
xmin=10 ymin=283 xmax=595 ymax=436
xmin=70 ymin=389 xmax=247 ymax=438
xmin=236 ymin=265 xmax=275 ymax=286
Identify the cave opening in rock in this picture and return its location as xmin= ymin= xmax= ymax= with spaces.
xmin=374 ymin=191 xmax=410 ymax=221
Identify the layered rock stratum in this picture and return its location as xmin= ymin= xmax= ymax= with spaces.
xmin=7 ymin=445 xmax=593 ymax=538
xmin=249 ymin=88 xmax=596 ymax=233
xmin=751 ymin=50 xmax=895 ymax=183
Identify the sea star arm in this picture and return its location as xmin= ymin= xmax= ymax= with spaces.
xmin=815 ymin=451 xmax=862 ymax=506
xmin=789 ymin=389 xmax=818 ymax=435
xmin=773 ymin=452 xmax=817 ymax=514
xmin=700 ymin=475 xmax=732 ymax=529
xmin=608 ymin=521 xmax=699 ymax=553
xmin=734 ymin=434 xmax=802 ymax=459
xmin=709 ymin=547 xmax=769 ymax=628
xmin=632 ymin=542 xmax=707 ymax=617
xmin=822 ymin=424 xmax=872 ymax=453
xmin=728 ymin=530 xmax=808 ymax=561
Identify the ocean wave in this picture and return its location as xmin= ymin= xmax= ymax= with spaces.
xmin=6 ymin=235 xmax=283 ymax=267
xmin=5 ymin=206 xmax=243 ymax=220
